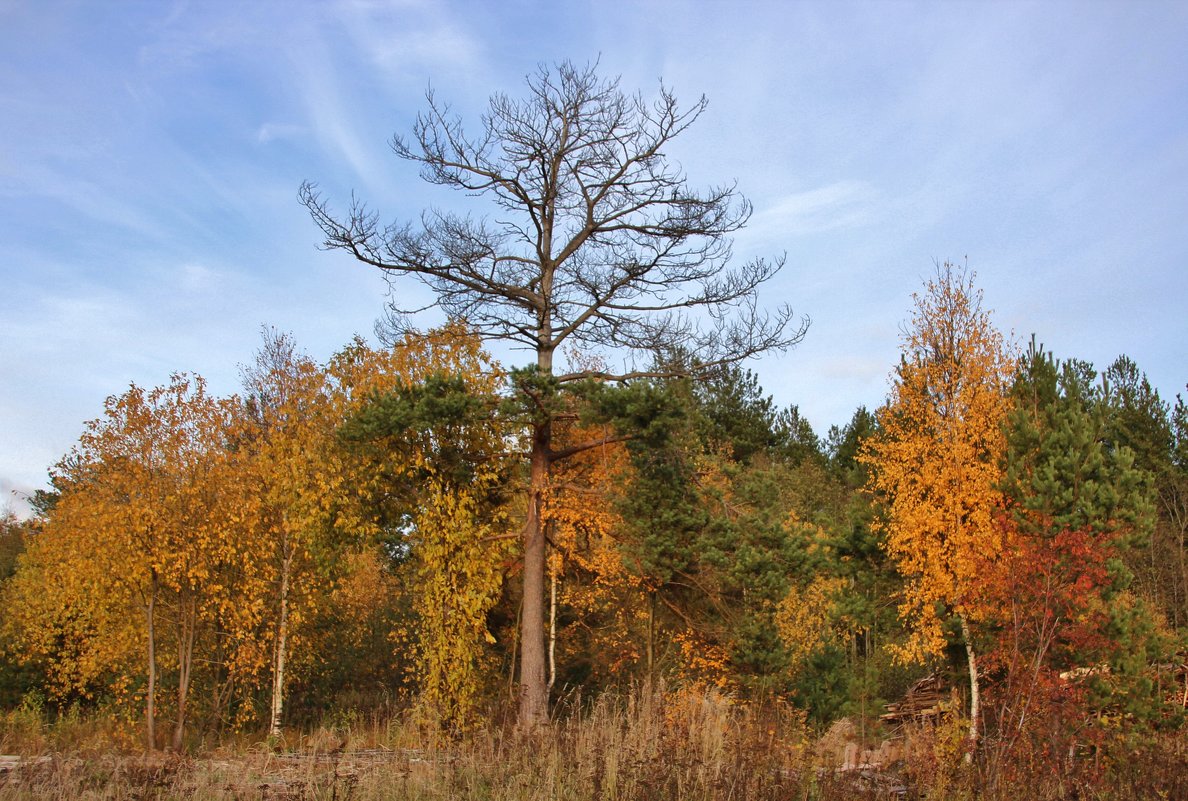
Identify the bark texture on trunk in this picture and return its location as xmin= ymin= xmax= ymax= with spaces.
xmin=960 ymin=614 xmax=980 ymax=762
xmin=518 ymin=339 xmax=555 ymax=730
xmin=172 ymin=595 xmax=196 ymax=752
xmin=145 ymin=580 xmax=157 ymax=750
xmin=547 ymin=564 xmax=557 ymax=697
xmin=270 ymin=549 xmax=293 ymax=739
xmin=518 ymin=421 xmax=551 ymax=729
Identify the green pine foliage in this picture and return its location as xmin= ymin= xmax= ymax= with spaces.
xmin=1002 ymin=339 xmax=1155 ymax=542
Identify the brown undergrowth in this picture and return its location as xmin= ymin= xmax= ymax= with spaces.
xmin=1 ymin=686 xmax=1184 ymax=800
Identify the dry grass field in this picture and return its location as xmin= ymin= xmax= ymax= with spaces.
xmin=2 ymin=687 xmax=1184 ymax=801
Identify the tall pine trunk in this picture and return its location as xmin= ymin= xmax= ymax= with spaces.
xmin=519 ymin=343 xmax=553 ymax=729
xmin=519 ymin=420 xmax=550 ymax=728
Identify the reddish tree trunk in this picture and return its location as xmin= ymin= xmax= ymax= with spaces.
xmin=519 ymin=421 xmax=551 ymax=729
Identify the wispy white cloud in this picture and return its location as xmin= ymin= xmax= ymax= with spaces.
xmin=283 ymin=25 xmax=388 ymax=187
xmin=134 ymin=3 xmax=263 ymax=73
xmin=744 ymin=180 xmax=878 ymax=246
xmin=817 ymin=354 xmax=891 ymax=382
xmin=256 ymin=122 xmax=306 ymax=143
xmin=178 ymin=263 xmax=221 ymax=293
xmin=1 ymin=161 xmax=171 ymax=241
xmin=333 ymin=0 xmax=483 ymax=77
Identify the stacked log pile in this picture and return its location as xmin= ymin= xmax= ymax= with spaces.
xmin=1168 ymin=653 xmax=1187 ymax=707
xmin=880 ymin=673 xmax=949 ymax=726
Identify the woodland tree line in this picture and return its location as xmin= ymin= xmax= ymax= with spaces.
xmin=1 ymin=64 xmax=1185 ymax=782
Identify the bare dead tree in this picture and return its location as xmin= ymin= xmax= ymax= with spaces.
xmin=300 ymin=60 xmax=807 ymax=729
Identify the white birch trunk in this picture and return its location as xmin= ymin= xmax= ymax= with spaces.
xmin=546 ymin=566 xmax=557 ymax=696
xmin=960 ymin=614 xmax=980 ymax=763
xmin=270 ymin=550 xmax=293 ymax=739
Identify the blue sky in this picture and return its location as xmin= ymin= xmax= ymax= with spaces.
xmin=3 ymin=0 xmax=1187 ymax=514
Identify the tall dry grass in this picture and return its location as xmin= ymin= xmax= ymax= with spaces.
xmin=1 ymin=685 xmax=1184 ymax=800
xmin=0 ymin=685 xmax=814 ymax=800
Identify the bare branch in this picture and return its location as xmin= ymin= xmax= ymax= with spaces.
xmin=549 ymin=432 xmax=635 ymax=462
xmin=300 ymin=61 xmax=805 ymax=368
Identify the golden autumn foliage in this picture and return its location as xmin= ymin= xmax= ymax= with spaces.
xmin=237 ymin=330 xmax=336 ymax=737
xmin=5 ymin=490 xmax=136 ymax=701
xmin=407 ymin=477 xmax=511 ymax=728
xmin=4 ymin=325 xmax=520 ymax=740
xmin=311 ymin=323 xmax=505 ymax=542
xmin=861 ymin=265 xmax=1015 ymax=664
xmin=860 ymin=264 xmax=1015 ymax=754
xmin=775 ymin=575 xmax=849 ymax=671
xmin=3 ymin=374 xmax=247 ymax=749
xmin=544 ymin=420 xmax=645 ymax=686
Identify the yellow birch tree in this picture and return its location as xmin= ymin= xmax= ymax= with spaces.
xmin=238 ymin=329 xmax=334 ymax=738
xmin=860 ymin=264 xmax=1014 ymax=755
